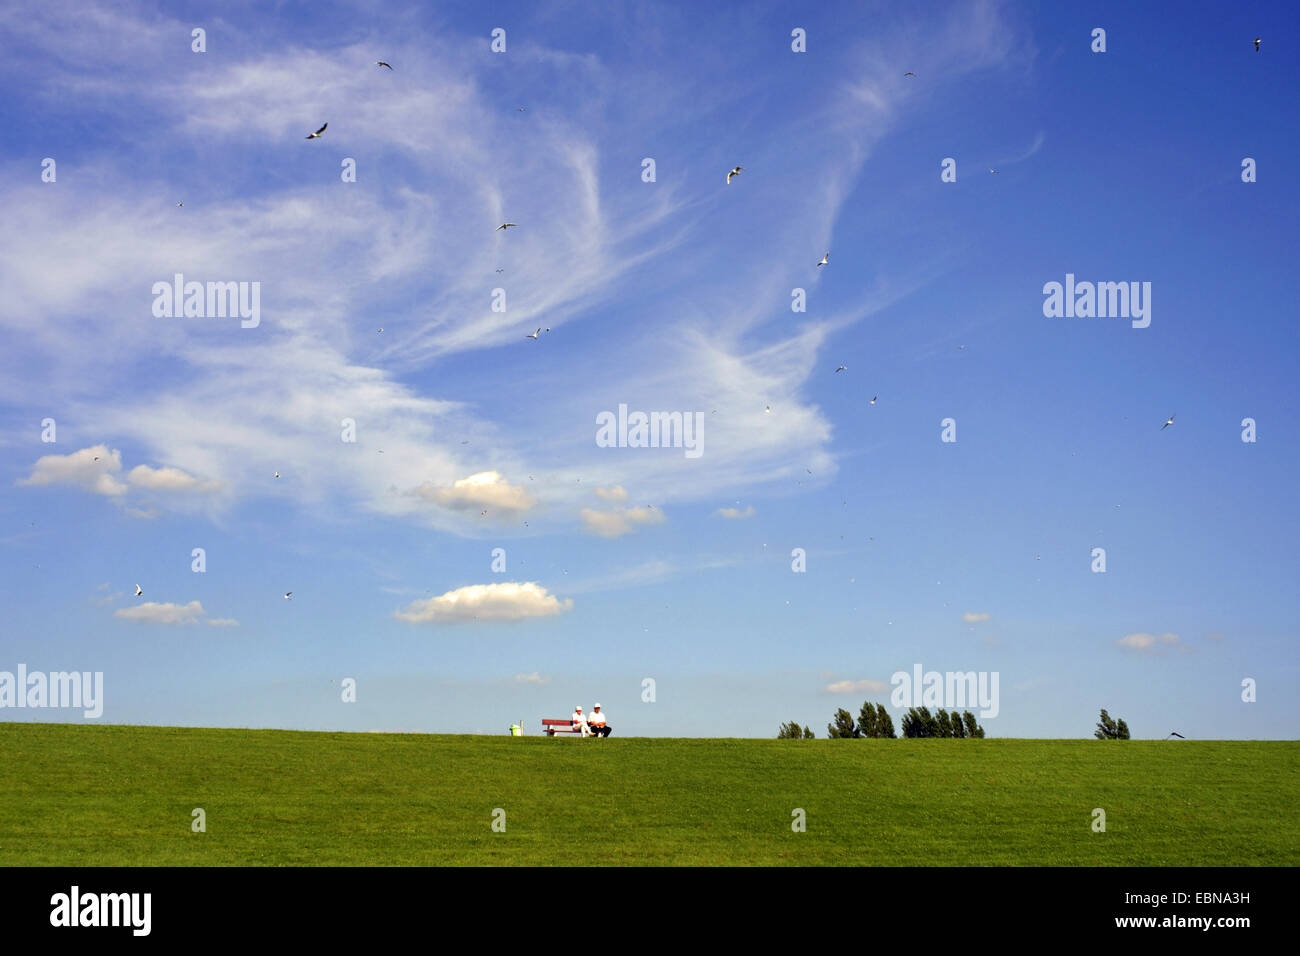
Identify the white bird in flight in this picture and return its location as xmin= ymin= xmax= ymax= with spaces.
xmin=306 ymin=122 xmax=328 ymax=139
xmin=869 ymin=396 xmax=877 ymax=405
xmin=1161 ymin=414 xmax=1175 ymax=430
xmin=835 ymin=365 xmax=847 ymax=373
xmin=988 ymin=168 xmax=997 ymax=174
xmin=497 ymin=222 xmax=517 ymax=231
xmin=274 ymin=471 xmax=280 ymax=478
xmin=284 ymin=592 xmax=293 ymax=600
xmin=526 ymin=328 xmax=541 ymax=339
xmin=817 ymin=252 xmax=829 ymax=267
xmin=135 ymin=585 xmax=143 ymax=597
xmin=726 ymin=166 xmax=744 ymax=184
xmin=1254 ymin=37 xmax=1261 ymax=51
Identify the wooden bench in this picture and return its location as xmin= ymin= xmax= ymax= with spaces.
xmin=541 ymin=718 xmax=585 ymax=736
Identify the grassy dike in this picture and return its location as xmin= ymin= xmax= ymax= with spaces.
xmin=2 ymin=723 xmax=1296 ymax=866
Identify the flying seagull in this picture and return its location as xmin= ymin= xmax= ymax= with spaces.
xmin=835 ymin=365 xmax=847 ymax=373
xmin=135 ymin=585 xmax=143 ymax=597
xmin=956 ymin=344 xmax=967 ymax=350
xmin=496 ymin=222 xmax=517 ymax=231
xmin=376 ymin=61 xmax=393 ymax=70
xmin=526 ymin=328 xmax=541 ymax=339
xmin=817 ymin=252 xmax=829 ymax=267
xmin=903 ymin=71 xmax=915 ymax=77
xmin=726 ymin=166 xmax=744 ymax=184
xmin=176 ymin=202 xmax=183 ymax=207
xmin=376 ymin=328 xmax=383 ymax=333
xmin=869 ymin=396 xmax=877 ymax=405
xmin=306 ymin=122 xmax=328 ymax=139
xmin=284 ymin=592 xmax=293 ymax=600
xmin=495 ymin=268 xmax=504 ymax=273
xmin=1168 ymin=731 xmax=1185 ymax=739
xmin=1161 ymin=414 xmax=1175 ymax=430
xmin=274 ymin=471 xmax=280 ymax=478
xmin=517 ymin=107 xmax=527 ymax=112
xmin=764 ymin=405 xmax=772 ymax=414
xmin=1254 ymin=37 xmax=1261 ymax=51
xmin=988 ymin=168 xmax=997 ymax=174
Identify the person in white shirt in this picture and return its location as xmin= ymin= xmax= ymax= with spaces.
xmin=588 ymin=703 xmax=611 ymax=737
xmin=571 ymin=706 xmax=590 ymax=736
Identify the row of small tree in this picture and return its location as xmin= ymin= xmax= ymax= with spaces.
xmin=778 ymin=702 xmax=986 ymax=738
xmin=782 ymin=706 xmax=1131 ymax=739
xmin=900 ymin=706 xmax=985 ymax=738
xmin=827 ymin=703 xmax=898 ymax=738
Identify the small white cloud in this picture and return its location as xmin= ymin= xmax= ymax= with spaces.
xmin=1116 ymin=632 xmax=1184 ymax=654
xmin=513 ymin=672 xmax=549 ymax=685
xmin=127 ymin=464 xmax=221 ymax=494
xmin=579 ymin=506 xmax=664 ymax=538
xmin=394 ymin=581 xmax=572 ymax=624
xmin=824 ymin=678 xmax=890 ymax=695
xmin=963 ymin=612 xmax=991 ymax=623
xmin=716 ymin=505 xmax=755 ymax=519
xmin=114 ymin=600 xmax=206 ymax=625
xmin=594 ymin=485 xmax=628 ymax=502
xmin=206 ymin=618 xmax=240 ymax=627
xmin=416 ymin=471 xmax=536 ymax=513
xmin=20 ymin=445 xmax=127 ymax=496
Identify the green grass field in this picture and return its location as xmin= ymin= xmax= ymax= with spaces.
xmin=2 ymin=723 xmax=1296 ymax=866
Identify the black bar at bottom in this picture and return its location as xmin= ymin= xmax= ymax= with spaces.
xmin=0 ymin=866 xmax=1284 ymax=941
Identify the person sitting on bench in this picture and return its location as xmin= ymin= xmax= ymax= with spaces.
xmin=588 ymin=703 xmax=611 ymax=737
xmin=571 ymin=705 xmax=590 ymax=736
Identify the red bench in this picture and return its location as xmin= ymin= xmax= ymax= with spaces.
xmin=541 ymin=718 xmax=584 ymax=736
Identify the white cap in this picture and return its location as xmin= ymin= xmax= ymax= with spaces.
xmin=575 ymin=705 xmax=582 ymax=710
xmin=594 ymin=703 xmax=601 ymax=708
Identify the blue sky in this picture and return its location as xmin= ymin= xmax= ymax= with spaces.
xmin=1 ymin=0 xmax=1297 ymax=738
